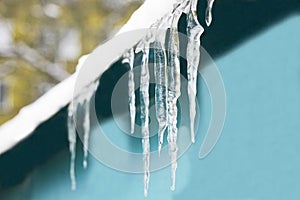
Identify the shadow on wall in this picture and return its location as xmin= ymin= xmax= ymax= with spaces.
xmin=198 ymin=0 xmax=300 ymax=57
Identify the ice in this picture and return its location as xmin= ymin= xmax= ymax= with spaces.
xmin=166 ymin=4 xmax=185 ymax=190
xmin=205 ymin=0 xmax=215 ymax=26
xmin=67 ymin=80 xmax=98 ymax=190
xmin=67 ymin=102 xmax=77 ymax=190
xmin=0 ymin=0 xmax=216 ymax=196
xmin=66 ymin=0 xmax=213 ymax=195
xmin=136 ymin=33 xmax=152 ymax=197
xmin=82 ymin=100 xmax=90 ymax=169
xmin=122 ymin=49 xmax=136 ymax=134
xmin=153 ymin=39 xmax=168 ymax=155
xmin=186 ymin=2 xmax=204 ymax=143
xmin=82 ymin=81 xmax=99 ymax=169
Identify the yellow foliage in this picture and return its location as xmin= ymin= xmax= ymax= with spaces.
xmin=0 ymin=0 xmax=142 ymax=125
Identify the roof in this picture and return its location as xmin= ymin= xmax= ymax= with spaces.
xmin=0 ymin=0 xmax=175 ymax=156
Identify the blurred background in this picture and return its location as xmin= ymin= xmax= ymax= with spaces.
xmin=0 ymin=0 xmax=142 ymax=124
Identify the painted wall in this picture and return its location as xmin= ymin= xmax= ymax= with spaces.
xmin=1 ymin=14 xmax=300 ymax=200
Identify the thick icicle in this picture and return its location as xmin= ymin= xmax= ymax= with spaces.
xmin=122 ymin=49 xmax=136 ymax=134
xmin=186 ymin=0 xmax=204 ymax=143
xmin=151 ymin=10 xmax=173 ymax=156
xmin=136 ymin=34 xmax=152 ymax=197
xmin=205 ymin=0 xmax=215 ymax=26
xmin=166 ymin=3 xmax=187 ymax=190
xmin=153 ymin=39 xmax=168 ymax=155
xmin=68 ymin=102 xmax=77 ymax=190
xmin=82 ymin=81 xmax=99 ymax=169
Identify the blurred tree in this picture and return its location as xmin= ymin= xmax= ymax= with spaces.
xmin=0 ymin=0 xmax=142 ymax=124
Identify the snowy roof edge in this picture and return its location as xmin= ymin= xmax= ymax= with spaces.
xmin=0 ymin=0 xmax=175 ymax=155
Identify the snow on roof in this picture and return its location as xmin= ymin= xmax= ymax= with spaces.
xmin=0 ymin=0 xmax=174 ymax=155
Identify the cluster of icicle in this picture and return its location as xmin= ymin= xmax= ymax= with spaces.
xmin=67 ymin=0 xmax=215 ymax=196
xmin=122 ymin=0 xmax=215 ymax=196
xmin=67 ymin=81 xmax=99 ymax=190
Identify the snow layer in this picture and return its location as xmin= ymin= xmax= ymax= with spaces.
xmin=0 ymin=0 xmax=175 ymax=155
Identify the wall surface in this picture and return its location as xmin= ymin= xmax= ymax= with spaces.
xmin=1 ymin=14 xmax=300 ymax=200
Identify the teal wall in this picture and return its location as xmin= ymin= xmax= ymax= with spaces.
xmin=1 ymin=14 xmax=300 ymax=200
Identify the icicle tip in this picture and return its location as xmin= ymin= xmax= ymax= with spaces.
xmin=71 ymin=183 xmax=76 ymax=191
xmin=83 ymin=160 xmax=88 ymax=169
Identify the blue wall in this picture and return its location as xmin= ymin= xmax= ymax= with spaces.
xmin=2 ymin=14 xmax=300 ymax=200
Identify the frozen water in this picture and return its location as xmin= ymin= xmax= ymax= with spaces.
xmin=122 ymin=49 xmax=136 ymax=134
xmin=67 ymin=81 xmax=98 ymax=189
xmin=82 ymin=81 xmax=99 ymax=169
xmin=186 ymin=2 xmax=204 ymax=143
xmin=205 ymin=0 xmax=215 ymax=26
xmin=67 ymin=102 xmax=77 ymax=190
xmin=166 ymin=5 xmax=184 ymax=190
xmin=153 ymin=40 xmax=168 ymax=155
xmin=136 ymin=33 xmax=152 ymax=196
xmin=66 ymin=0 xmax=214 ymax=195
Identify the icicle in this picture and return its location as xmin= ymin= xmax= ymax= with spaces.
xmin=122 ymin=49 xmax=136 ymax=134
xmin=82 ymin=100 xmax=90 ymax=169
xmin=68 ymin=102 xmax=77 ymax=190
xmin=186 ymin=0 xmax=204 ymax=143
xmin=136 ymin=33 xmax=152 ymax=197
xmin=147 ymin=11 xmax=172 ymax=157
xmin=153 ymin=40 xmax=168 ymax=156
xmin=82 ymin=81 xmax=99 ymax=169
xmin=65 ymin=0 xmax=217 ymax=195
xmin=67 ymin=81 xmax=98 ymax=190
xmin=205 ymin=0 xmax=215 ymax=26
xmin=166 ymin=3 xmax=186 ymax=190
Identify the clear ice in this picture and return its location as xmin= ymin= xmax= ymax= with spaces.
xmin=186 ymin=0 xmax=204 ymax=143
xmin=122 ymin=49 xmax=136 ymax=134
xmin=153 ymin=39 xmax=168 ymax=155
xmin=67 ymin=81 xmax=98 ymax=189
xmin=67 ymin=101 xmax=77 ymax=190
xmin=66 ymin=0 xmax=215 ymax=196
xmin=82 ymin=81 xmax=99 ymax=169
xmin=136 ymin=33 xmax=152 ymax=197
xmin=165 ymin=2 xmax=188 ymax=190
xmin=205 ymin=0 xmax=215 ymax=26
xmin=152 ymin=10 xmax=173 ymax=156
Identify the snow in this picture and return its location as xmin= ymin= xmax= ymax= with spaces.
xmin=0 ymin=0 xmax=176 ymax=156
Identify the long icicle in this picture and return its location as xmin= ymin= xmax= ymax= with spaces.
xmin=68 ymin=101 xmax=77 ymax=190
xmin=82 ymin=81 xmax=99 ymax=169
xmin=186 ymin=0 xmax=204 ymax=143
xmin=166 ymin=2 xmax=187 ymax=190
xmin=136 ymin=34 xmax=151 ymax=197
xmin=82 ymin=100 xmax=90 ymax=169
xmin=152 ymin=13 xmax=173 ymax=155
xmin=153 ymin=38 xmax=168 ymax=156
xmin=122 ymin=49 xmax=136 ymax=134
xmin=205 ymin=0 xmax=215 ymax=26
